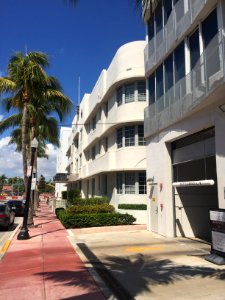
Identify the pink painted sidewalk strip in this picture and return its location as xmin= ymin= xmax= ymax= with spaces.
xmin=0 ymin=201 xmax=105 ymax=300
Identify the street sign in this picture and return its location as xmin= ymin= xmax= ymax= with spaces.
xmin=31 ymin=178 xmax=37 ymax=190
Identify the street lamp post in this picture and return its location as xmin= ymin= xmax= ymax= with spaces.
xmin=17 ymin=138 xmax=38 ymax=240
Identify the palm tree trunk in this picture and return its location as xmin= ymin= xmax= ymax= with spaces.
xmin=22 ymin=103 xmax=28 ymax=190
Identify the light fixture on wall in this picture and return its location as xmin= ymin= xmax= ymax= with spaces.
xmin=219 ymin=103 xmax=225 ymax=112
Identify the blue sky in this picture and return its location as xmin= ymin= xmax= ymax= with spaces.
xmin=0 ymin=0 xmax=145 ymax=178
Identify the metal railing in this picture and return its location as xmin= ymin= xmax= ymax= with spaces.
xmin=144 ymin=31 xmax=225 ymax=137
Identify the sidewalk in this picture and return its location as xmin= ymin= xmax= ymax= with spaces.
xmin=0 ymin=200 xmax=105 ymax=300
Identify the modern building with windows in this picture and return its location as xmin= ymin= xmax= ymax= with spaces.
xmin=66 ymin=41 xmax=148 ymax=208
xmin=144 ymin=0 xmax=225 ymax=240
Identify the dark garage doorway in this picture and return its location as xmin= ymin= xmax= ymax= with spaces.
xmin=172 ymin=128 xmax=218 ymax=240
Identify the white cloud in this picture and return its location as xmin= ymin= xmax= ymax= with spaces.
xmin=0 ymin=137 xmax=57 ymax=180
xmin=0 ymin=115 xmax=4 ymax=121
xmin=38 ymin=144 xmax=57 ymax=179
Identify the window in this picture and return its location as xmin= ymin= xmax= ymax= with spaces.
xmin=202 ymin=8 xmax=218 ymax=49
xmin=155 ymin=6 xmax=163 ymax=34
xmin=189 ymin=29 xmax=200 ymax=70
xmin=174 ymin=41 xmax=185 ymax=83
xmin=148 ymin=18 xmax=154 ymax=43
xmin=156 ymin=64 xmax=164 ymax=101
xmin=105 ymin=101 xmax=108 ymax=118
xmin=91 ymin=178 xmax=95 ymax=197
xmin=148 ymin=73 xmax=155 ymax=104
xmin=91 ymin=146 xmax=96 ymax=160
xmin=104 ymin=137 xmax=108 ymax=152
xmin=137 ymin=81 xmax=146 ymax=101
xmin=117 ymin=87 xmax=123 ymax=106
xmin=138 ymin=172 xmax=146 ymax=194
xmin=125 ymin=83 xmax=135 ymax=103
xmin=164 ymin=0 xmax=172 ymax=25
xmin=125 ymin=126 xmax=135 ymax=147
xmin=116 ymin=173 xmax=123 ymax=194
xmin=125 ymin=173 xmax=135 ymax=194
xmin=202 ymin=9 xmax=219 ymax=80
xmin=92 ymin=116 xmax=96 ymax=131
xmin=117 ymin=128 xmax=123 ymax=148
xmin=164 ymin=54 xmax=173 ymax=92
xmin=138 ymin=125 xmax=145 ymax=146
xmin=79 ymin=154 xmax=82 ymax=168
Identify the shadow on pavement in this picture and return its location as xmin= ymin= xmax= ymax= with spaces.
xmin=75 ymin=243 xmax=225 ymax=299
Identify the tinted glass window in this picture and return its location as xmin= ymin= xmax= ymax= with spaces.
xmin=165 ymin=54 xmax=173 ymax=91
xmin=164 ymin=0 xmax=172 ymax=24
xmin=202 ymin=9 xmax=218 ymax=48
xmin=148 ymin=18 xmax=154 ymax=42
xmin=155 ymin=7 xmax=163 ymax=33
xmin=156 ymin=65 xmax=164 ymax=100
xmin=174 ymin=42 xmax=185 ymax=82
xmin=148 ymin=74 xmax=155 ymax=104
xmin=189 ymin=29 xmax=200 ymax=69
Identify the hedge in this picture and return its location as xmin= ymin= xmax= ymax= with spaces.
xmin=55 ymin=207 xmax=65 ymax=218
xmin=67 ymin=204 xmax=115 ymax=214
xmin=58 ymin=211 xmax=136 ymax=228
xmin=61 ymin=191 xmax=67 ymax=199
xmin=71 ymin=197 xmax=109 ymax=206
xmin=118 ymin=204 xmax=147 ymax=210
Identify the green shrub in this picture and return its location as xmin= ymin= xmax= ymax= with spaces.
xmin=67 ymin=204 xmax=115 ymax=214
xmin=55 ymin=207 xmax=65 ymax=218
xmin=61 ymin=191 xmax=67 ymax=199
xmin=58 ymin=212 xmax=136 ymax=228
xmin=118 ymin=204 xmax=147 ymax=210
xmin=72 ymin=197 xmax=109 ymax=206
xmin=67 ymin=189 xmax=81 ymax=201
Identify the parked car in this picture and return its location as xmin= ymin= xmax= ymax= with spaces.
xmin=7 ymin=200 xmax=25 ymax=216
xmin=0 ymin=204 xmax=15 ymax=230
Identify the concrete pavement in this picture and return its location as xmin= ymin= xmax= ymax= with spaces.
xmin=69 ymin=227 xmax=225 ymax=300
xmin=0 ymin=201 xmax=105 ymax=300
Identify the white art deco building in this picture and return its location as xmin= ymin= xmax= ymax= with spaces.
xmin=66 ymin=41 xmax=148 ymax=208
xmin=54 ymin=127 xmax=72 ymax=199
xmin=144 ymin=0 xmax=225 ymax=240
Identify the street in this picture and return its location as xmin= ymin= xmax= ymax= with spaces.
xmin=0 ymin=217 xmax=22 ymax=260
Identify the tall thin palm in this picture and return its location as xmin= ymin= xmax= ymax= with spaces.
xmin=0 ymin=51 xmax=72 ymax=188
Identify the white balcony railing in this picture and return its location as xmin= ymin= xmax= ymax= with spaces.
xmin=144 ymin=31 xmax=225 ymax=137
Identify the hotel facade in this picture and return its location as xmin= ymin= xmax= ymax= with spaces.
xmin=65 ymin=41 xmax=148 ymax=208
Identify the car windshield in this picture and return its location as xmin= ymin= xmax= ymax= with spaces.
xmin=8 ymin=201 xmax=22 ymax=205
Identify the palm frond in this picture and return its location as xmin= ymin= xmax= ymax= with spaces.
xmin=0 ymin=114 xmax=22 ymax=134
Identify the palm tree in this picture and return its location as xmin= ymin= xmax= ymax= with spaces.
xmin=0 ymin=51 xmax=72 ymax=225
xmin=0 ymin=51 xmax=72 ymax=189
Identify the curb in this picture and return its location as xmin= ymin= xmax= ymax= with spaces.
xmin=0 ymin=223 xmax=21 ymax=259
xmin=67 ymin=231 xmax=115 ymax=300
